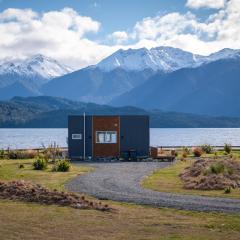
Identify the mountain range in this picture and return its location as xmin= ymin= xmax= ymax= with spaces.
xmin=0 ymin=54 xmax=72 ymax=99
xmin=1 ymin=96 xmax=240 ymax=128
xmin=111 ymin=57 xmax=240 ymax=117
xmin=0 ymin=47 xmax=240 ymax=118
xmin=42 ymin=47 xmax=240 ymax=106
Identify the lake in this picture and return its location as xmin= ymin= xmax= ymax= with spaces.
xmin=0 ymin=128 xmax=240 ymax=150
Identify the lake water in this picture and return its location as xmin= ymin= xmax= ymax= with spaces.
xmin=0 ymin=128 xmax=240 ymax=150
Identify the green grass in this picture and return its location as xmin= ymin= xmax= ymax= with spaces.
xmin=1 ymin=199 xmax=240 ymax=240
xmin=142 ymin=157 xmax=240 ymax=198
xmin=0 ymin=158 xmax=240 ymax=240
xmin=0 ymin=159 xmax=92 ymax=191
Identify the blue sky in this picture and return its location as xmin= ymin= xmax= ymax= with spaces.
xmin=0 ymin=0 xmax=215 ymax=35
xmin=0 ymin=0 xmax=239 ymax=69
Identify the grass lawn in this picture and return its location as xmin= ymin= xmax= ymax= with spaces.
xmin=0 ymin=159 xmax=92 ymax=191
xmin=142 ymin=154 xmax=240 ymax=198
xmin=0 ymin=159 xmax=240 ymax=240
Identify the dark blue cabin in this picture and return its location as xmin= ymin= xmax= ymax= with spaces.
xmin=68 ymin=115 xmax=149 ymax=160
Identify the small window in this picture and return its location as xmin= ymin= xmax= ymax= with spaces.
xmin=96 ymin=131 xmax=117 ymax=143
xmin=72 ymin=134 xmax=82 ymax=140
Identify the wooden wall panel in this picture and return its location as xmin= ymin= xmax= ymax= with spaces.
xmin=93 ymin=116 xmax=120 ymax=158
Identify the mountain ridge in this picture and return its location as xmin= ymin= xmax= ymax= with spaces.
xmin=1 ymin=96 xmax=240 ymax=128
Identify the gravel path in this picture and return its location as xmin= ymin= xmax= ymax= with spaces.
xmin=66 ymin=162 xmax=240 ymax=213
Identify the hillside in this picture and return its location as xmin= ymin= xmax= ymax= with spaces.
xmin=1 ymin=96 xmax=240 ymax=128
xmin=41 ymin=67 xmax=154 ymax=103
xmin=111 ymin=58 xmax=240 ymax=117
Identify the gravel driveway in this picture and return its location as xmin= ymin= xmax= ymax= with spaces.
xmin=65 ymin=162 xmax=240 ymax=213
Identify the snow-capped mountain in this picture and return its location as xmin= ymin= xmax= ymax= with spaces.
xmin=42 ymin=47 xmax=240 ymax=105
xmin=205 ymin=48 xmax=240 ymax=62
xmin=96 ymin=46 xmax=240 ymax=72
xmin=0 ymin=54 xmax=72 ymax=80
xmin=0 ymin=54 xmax=73 ymax=100
xmin=96 ymin=46 xmax=204 ymax=72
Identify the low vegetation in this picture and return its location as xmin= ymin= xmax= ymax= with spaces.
xmin=0 ymin=159 xmax=90 ymax=191
xmin=224 ymin=143 xmax=232 ymax=154
xmin=8 ymin=149 xmax=38 ymax=159
xmin=192 ymin=147 xmax=203 ymax=157
xmin=33 ymin=158 xmax=48 ymax=170
xmin=201 ymin=144 xmax=213 ymax=154
xmin=143 ymin=153 xmax=240 ymax=198
xmin=52 ymin=159 xmax=70 ymax=172
xmin=180 ymin=159 xmax=240 ymax=190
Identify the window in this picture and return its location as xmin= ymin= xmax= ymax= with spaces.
xmin=72 ymin=134 xmax=82 ymax=140
xmin=96 ymin=131 xmax=117 ymax=143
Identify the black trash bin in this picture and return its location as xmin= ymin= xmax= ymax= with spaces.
xmin=129 ymin=149 xmax=137 ymax=161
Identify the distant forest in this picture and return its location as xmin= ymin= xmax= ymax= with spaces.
xmin=1 ymin=96 xmax=240 ymax=128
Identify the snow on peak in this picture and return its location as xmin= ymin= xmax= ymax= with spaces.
xmin=96 ymin=47 xmax=240 ymax=72
xmin=96 ymin=46 xmax=203 ymax=72
xmin=0 ymin=54 xmax=73 ymax=79
xmin=206 ymin=48 xmax=240 ymax=62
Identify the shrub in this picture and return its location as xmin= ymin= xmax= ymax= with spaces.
xmin=182 ymin=152 xmax=188 ymax=158
xmin=170 ymin=149 xmax=178 ymax=157
xmin=182 ymin=147 xmax=190 ymax=155
xmin=25 ymin=150 xmax=38 ymax=159
xmin=210 ymin=162 xmax=225 ymax=174
xmin=19 ymin=164 xmax=24 ymax=169
xmin=8 ymin=150 xmax=22 ymax=159
xmin=8 ymin=150 xmax=37 ymax=159
xmin=52 ymin=159 xmax=70 ymax=172
xmin=201 ymin=144 xmax=213 ymax=154
xmin=224 ymin=187 xmax=231 ymax=194
xmin=224 ymin=144 xmax=232 ymax=154
xmin=0 ymin=149 xmax=4 ymax=159
xmin=33 ymin=158 xmax=47 ymax=170
xmin=192 ymin=147 xmax=203 ymax=157
xmin=41 ymin=142 xmax=62 ymax=162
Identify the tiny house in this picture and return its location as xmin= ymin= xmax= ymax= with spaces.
xmin=68 ymin=115 xmax=149 ymax=160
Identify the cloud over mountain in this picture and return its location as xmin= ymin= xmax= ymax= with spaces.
xmin=186 ymin=0 xmax=226 ymax=9
xmin=0 ymin=0 xmax=239 ymax=69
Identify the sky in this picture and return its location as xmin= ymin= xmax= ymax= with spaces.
xmin=0 ymin=0 xmax=239 ymax=69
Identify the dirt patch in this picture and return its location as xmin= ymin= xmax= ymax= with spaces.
xmin=0 ymin=180 xmax=112 ymax=211
xmin=179 ymin=159 xmax=240 ymax=190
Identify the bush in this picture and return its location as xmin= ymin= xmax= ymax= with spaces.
xmin=19 ymin=164 xmax=24 ymax=169
xmin=52 ymin=159 xmax=70 ymax=172
xmin=25 ymin=150 xmax=38 ymax=159
xmin=33 ymin=158 xmax=47 ymax=170
xmin=210 ymin=162 xmax=225 ymax=174
xmin=182 ymin=147 xmax=190 ymax=155
xmin=0 ymin=149 xmax=4 ymax=159
xmin=224 ymin=187 xmax=231 ymax=194
xmin=192 ymin=147 xmax=203 ymax=157
xmin=8 ymin=150 xmax=22 ymax=159
xmin=170 ymin=149 xmax=178 ymax=157
xmin=201 ymin=144 xmax=213 ymax=154
xmin=224 ymin=144 xmax=232 ymax=154
xmin=8 ymin=150 xmax=37 ymax=159
xmin=41 ymin=143 xmax=62 ymax=162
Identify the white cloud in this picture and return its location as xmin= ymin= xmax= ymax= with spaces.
xmin=186 ymin=0 xmax=226 ymax=9
xmin=0 ymin=7 xmax=113 ymax=69
xmin=126 ymin=0 xmax=240 ymax=55
xmin=108 ymin=31 xmax=129 ymax=44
